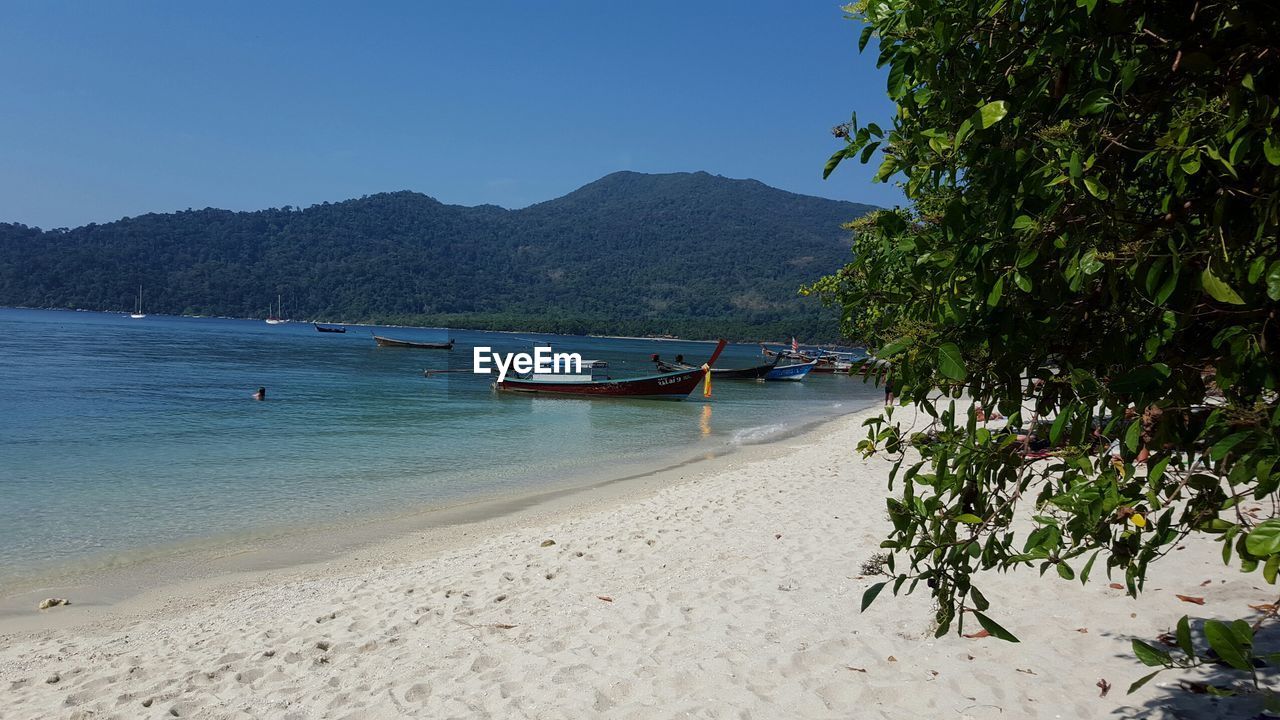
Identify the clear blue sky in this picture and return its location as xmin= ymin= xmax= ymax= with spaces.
xmin=1 ymin=1 xmax=898 ymax=229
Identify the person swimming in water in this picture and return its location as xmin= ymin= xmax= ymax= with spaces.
xmin=253 ymin=387 xmax=266 ymax=401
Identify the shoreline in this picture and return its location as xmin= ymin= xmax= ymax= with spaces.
xmin=2 ymin=403 xmax=1273 ymax=719
xmin=0 ymin=405 xmax=871 ymax=636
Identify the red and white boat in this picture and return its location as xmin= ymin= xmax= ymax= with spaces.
xmin=496 ymin=340 xmax=727 ymax=400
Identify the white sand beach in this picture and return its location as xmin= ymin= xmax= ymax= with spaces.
xmin=2 ymin=406 xmax=1273 ymax=719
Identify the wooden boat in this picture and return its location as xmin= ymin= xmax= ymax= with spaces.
xmin=314 ymin=323 xmax=347 ymax=333
xmin=373 ymin=334 xmax=454 ymax=349
xmin=760 ymin=343 xmax=856 ymax=373
xmin=764 ymin=360 xmax=818 ymax=381
xmin=651 ymin=350 xmax=780 ymax=379
xmin=496 ymin=340 xmax=726 ymax=400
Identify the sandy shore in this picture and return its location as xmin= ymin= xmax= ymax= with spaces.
xmin=2 ymin=407 xmax=1274 ymax=719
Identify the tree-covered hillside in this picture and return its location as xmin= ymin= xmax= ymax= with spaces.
xmin=0 ymin=171 xmax=874 ymax=340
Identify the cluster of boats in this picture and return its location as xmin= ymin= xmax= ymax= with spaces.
xmin=379 ymin=336 xmax=863 ymax=400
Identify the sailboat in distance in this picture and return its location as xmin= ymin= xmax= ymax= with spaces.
xmin=130 ymin=285 xmax=146 ymax=319
xmin=265 ymin=294 xmax=286 ymax=325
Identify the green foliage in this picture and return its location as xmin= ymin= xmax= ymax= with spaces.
xmin=1125 ymin=615 xmax=1280 ymax=703
xmin=811 ymin=0 xmax=1280 ymax=699
xmin=0 ymin=172 xmax=875 ymax=342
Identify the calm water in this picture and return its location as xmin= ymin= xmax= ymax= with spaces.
xmin=0 ymin=308 xmax=877 ymax=583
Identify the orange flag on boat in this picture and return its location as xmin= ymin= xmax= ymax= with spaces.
xmin=791 ymin=337 xmax=799 ymax=354
xmin=703 ymin=365 xmax=712 ymax=398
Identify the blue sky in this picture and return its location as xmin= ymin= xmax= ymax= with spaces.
xmin=0 ymin=1 xmax=897 ymax=229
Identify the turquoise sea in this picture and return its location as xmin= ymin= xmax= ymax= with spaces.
xmin=0 ymin=308 xmax=879 ymax=586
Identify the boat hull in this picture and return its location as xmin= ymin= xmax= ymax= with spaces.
xmin=373 ymin=335 xmax=454 ymax=349
xmin=764 ymin=361 xmax=817 ymax=381
xmin=655 ymin=360 xmax=773 ymax=379
xmin=315 ymin=324 xmax=347 ymax=333
xmin=496 ymin=367 xmax=705 ymax=400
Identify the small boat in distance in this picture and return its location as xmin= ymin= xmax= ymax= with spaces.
xmin=266 ymin=294 xmax=286 ymax=325
xmin=496 ymin=340 xmax=727 ymax=400
xmin=130 ymin=284 xmax=146 ymax=319
xmin=314 ymin=323 xmax=347 ymax=333
xmin=373 ymin=334 xmax=454 ymax=350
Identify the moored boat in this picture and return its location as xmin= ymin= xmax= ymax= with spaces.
xmin=764 ymin=360 xmax=818 ymax=381
xmin=373 ymin=334 xmax=454 ymax=349
xmin=760 ymin=342 xmax=858 ymax=373
xmin=496 ymin=340 xmax=727 ymax=400
xmin=130 ymin=284 xmax=146 ymax=319
xmin=314 ymin=323 xmax=347 ymax=333
xmin=651 ymin=350 xmax=779 ymax=379
xmin=266 ymin=294 xmax=286 ymax=324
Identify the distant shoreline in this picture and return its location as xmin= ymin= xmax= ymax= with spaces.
xmin=0 ymin=305 xmax=863 ymax=348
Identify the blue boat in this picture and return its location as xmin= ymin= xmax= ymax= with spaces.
xmin=764 ymin=360 xmax=818 ymax=381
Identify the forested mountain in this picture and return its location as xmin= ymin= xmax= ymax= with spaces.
xmin=0 ymin=171 xmax=874 ymax=340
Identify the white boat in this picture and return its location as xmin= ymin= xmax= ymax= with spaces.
xmin=266 ymin=294 xmax=286 ymax=324
xmin=130 ymin=284 xmax=146 ymax=319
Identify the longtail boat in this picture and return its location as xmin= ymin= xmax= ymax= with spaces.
xmin=496 ymin=340 xmax=727 ymax=400
xmin=651 ymin=349 xmax=780 ymax=379
xmin=373 ymin=334 xmax=454 ymax=349
xmin=314 ymin=323 xmax=347 ymax=333
xmin=764 ymin=360 xmax=818 ymax=381
xmin=760 ymin=343 xmax=856 ymax=374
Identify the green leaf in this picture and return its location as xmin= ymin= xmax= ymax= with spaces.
xmin=861 ymin=581 xmax=887 ymax=612
xmin=956 ymin=513 xmax=983 ymax=524
xmin=1132 ymin=639 xmax=1172 ymax=667
xmin=1109 ymin=364 xmax=1171 ymax=394
xmin=1180 ymin=152 xmax=1201 ymax=175
xmin=1210 ymin=432 xmax=1249 ymax=462
xmin=1127 ymin=670 xmax=1162 ymax=694
xmin=937 ymin=342 xmax=967 ymax=381
xmin=969 ymin=585 xmax=990 ymax=611
xmin=1079 ymin=89 xmax=1111 ymax=115
xmin=975 ymin=100 xmax=1008 ymax=129
xmin=1083 ymin=177 xmax=1109 ymax=200
xmin=873 ymin=156 xmax=899 ymax=183
xmin=1245 ymin=519 xmax=1280 ymax=556
xmin=823 ymin=148 xmax=848 ymax=180
xmin=1079 ymin=550 xmax=1099 ymax=585
xmin=1125 ymin=420 xmax=1141 ymax=453
xmin=1175 ymin=616 xmax=1194 ymax=658
xmin=875 ymin=337 xmax=914 ymax=358
xmin=986 ymin=276 xmax=1004 ymax=306
xmin=1266 ymin=261 xmax=1280 ymax=301
xmin=1264 ymin=554 xmax=1278 ymax=584
xmin=1050 ymin=406 xmax=1071 ymax=444
xmin=1201 ymin=268 xmax=1246 ymax=304
xmin=1080 ymin=249 xmax=1103 ymax=275
xmin=1265 ymin=135 xmax=1280 ymax=166
xmin=1204 ymin=620 xmax=1252 ymax=671
xmin=886 ymin=60 xmax=907 ymax=99
xmin=858 ymin=24 xmax=874 ymax=52
xmin=1056 ymin=561 xmax=1075 ymax=580
xmin=973 ymin=611 xmax=1019 ymax=642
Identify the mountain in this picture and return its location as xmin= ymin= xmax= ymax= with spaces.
xmin=0 ymin=171 xmax=874 ymax=340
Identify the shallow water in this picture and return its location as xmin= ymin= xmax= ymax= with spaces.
xmin=0 ymin=308 xmax=879 ymax=582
